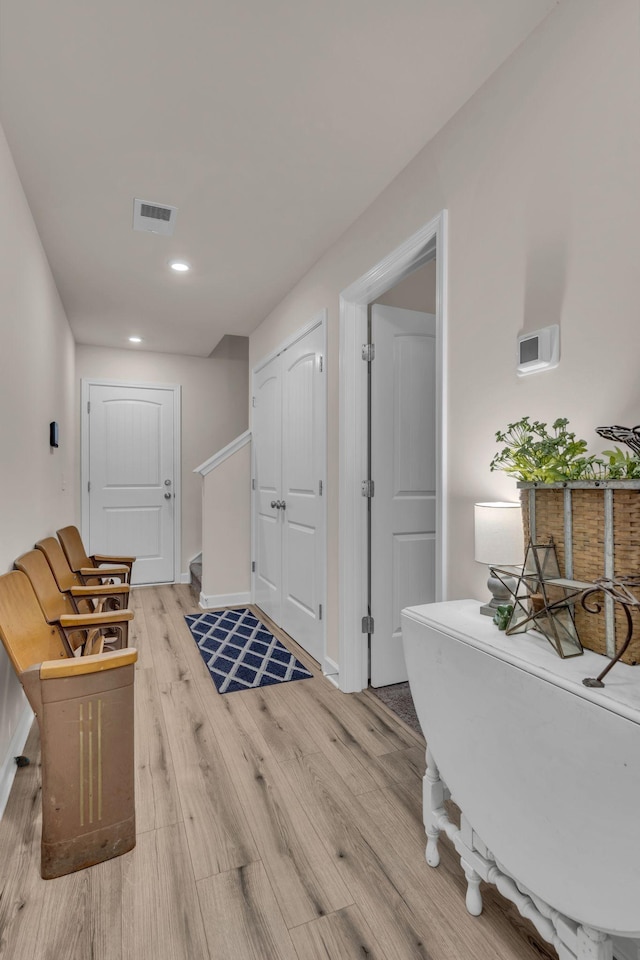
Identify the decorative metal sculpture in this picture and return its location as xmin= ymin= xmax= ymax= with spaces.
xmin=580 ymin=577 xmax=640 ymax=687
xmin=491 ymin=538 xmax=585 ymax=658
xmin=595 ymin=424 xmax=640 ymax=456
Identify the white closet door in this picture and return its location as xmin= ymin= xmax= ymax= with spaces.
xmin=252 ymin=319 xmax=326 ymax=664
xmin=253 ymin=354 xmax=283 ymax=623
xmin=280 ymin=324 xmax=325 ymax=663
xmin=370 ymin=305 xmax=437 ymax=687
xmin=88 ymin=383 xmax=177 ymax=585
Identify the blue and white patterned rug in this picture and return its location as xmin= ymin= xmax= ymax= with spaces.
xmin=184 ymin=608 xmax=313 ymax=694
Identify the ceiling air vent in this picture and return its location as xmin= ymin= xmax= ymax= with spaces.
xmin=133 ymin=198 xmax=177 ymax=236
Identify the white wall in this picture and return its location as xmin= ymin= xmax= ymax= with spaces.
xmin=374 ymin=260 xmax=437 ymax=313
xmin=0 ymin=122 xmax=76 ymax=812
xmin=201 ymin=441 xmax=251 ymax=606
xmin=248 ymin=0 xmax=640 ymax=662
xmin=75 ymin=343 xmax=249 ymax=576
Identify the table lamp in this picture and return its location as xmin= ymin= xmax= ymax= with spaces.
xmin=474 ymin=501 xmax=523 ymax=616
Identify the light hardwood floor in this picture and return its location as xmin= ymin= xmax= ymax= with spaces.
xmin=0 ymin=585 xmax=556 ymax=960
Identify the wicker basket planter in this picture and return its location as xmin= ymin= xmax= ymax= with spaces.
xmin=519 ymin=481 xmax=640 ymax=663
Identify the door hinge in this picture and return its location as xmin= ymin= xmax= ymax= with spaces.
xmin=252 ymin=478 xmax=256 ymax=490
xmin=361 ymin=480 xmax=375 ymax=498
xmin=87 ymin=480 xmax=91 ymax=493
xmin=362 ymin=615 xmax=374 ymax=634
xmin=87 ymin=401 xmax=91 ymax=414
xmin=252 ymin=396 xmax=256 ymax=407
xmin=319 ymin=479 xmax=323 ymax=496
xmin=318 ymin=355 xmax=324 ymax=373
xmin=252 ymin=561 xmax=256 ymax=573
xmin=362 ymin=343 xmax=375 ymax=362
xmin=319 ymin=603 xmax=323 ymax=621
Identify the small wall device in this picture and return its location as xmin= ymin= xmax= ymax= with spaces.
xmin=516 ymin=324 xmax=560 ymax=376
xmin=49 ymin=421 xmax=59 ymax=448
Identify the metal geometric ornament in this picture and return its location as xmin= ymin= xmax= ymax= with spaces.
xmin=491 ymin=538 xmax=584 ymax=658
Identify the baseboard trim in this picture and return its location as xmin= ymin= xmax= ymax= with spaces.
xmin=199 ymin=591 xmax=251 ymax=610
xmin=0 ymin=702 xmax=34 ymax=820
xmin=323 ymin=656 xmax=340 ymax=688
xmin=180 ymin=571 xmax=192 ymax=584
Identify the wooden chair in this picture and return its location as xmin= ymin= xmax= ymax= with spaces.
xmin=35 ymin=536 xmax=130 ymax=612
xmin=15 ymin=549 xmax=133 ymax=656
xmin=57 ymin=525 xmax=135 ymax=585
xmin=0 ymin=570 xmax=137 ymax=878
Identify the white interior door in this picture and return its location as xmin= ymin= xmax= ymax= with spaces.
xmin=253 ymin=354 xmax=283 ymax=623
xmin=370 ymin=305 xmax=437 ymax=687
xmin=85 ymin=382 xmax=178 ymax=585
xmin=280 ymin=324 xmax=325 ymax=663
xmin=252 ymin=318 xmax=326 ymax=663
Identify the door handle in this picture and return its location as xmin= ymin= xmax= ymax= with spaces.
xmin=280 ymin=500 xmax=286 ymax=510
xmin=271 ymin=500 xmax=278 ymax=509
xmin=164 ymin=492 xmax=172 ymax=500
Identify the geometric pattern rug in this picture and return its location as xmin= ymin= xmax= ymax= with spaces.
xmin=184 ymin=607 xmax=313 ymax=694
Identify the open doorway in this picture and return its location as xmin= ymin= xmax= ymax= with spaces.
xmin=338 ymin=212 xmax=447 ymax=693
xmin=368 ymin=257 xmax=437 ymax=688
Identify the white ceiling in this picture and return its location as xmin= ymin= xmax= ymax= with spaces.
xmin=0 ymin=0 xmax=557 ymax=357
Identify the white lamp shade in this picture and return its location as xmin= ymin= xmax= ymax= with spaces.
xmin=474 ymin=501 xmax=523 ymax=565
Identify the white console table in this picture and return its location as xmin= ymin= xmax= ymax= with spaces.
xmin=401 ymin=600 xmax=640 ymax=960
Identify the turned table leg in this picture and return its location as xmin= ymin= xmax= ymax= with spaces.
xmin=462 ymin=859 xmax=483 ymax=916
xmin=424 ymin=747 xmax=445 ymax=868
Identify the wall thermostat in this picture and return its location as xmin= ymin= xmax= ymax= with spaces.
xmin=517 ymin=324 xmax=560 ymax=376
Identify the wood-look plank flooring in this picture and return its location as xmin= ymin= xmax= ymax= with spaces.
xmin=0 ymin=585 xmax=557 ymax=960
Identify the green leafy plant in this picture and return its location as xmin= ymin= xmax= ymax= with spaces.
xmin=600 ymin=446 xmax=640 ymax=479
xmin=490 ymin=417 xmax=640 ymax=482
xmin=490 ymin=417 xmax=598 ymax=482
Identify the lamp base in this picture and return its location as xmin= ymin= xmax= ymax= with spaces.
xmin=479 ymin=573 xmax=516 ymax=617
xmin=480 ymin=601 xmax=500 ymax=617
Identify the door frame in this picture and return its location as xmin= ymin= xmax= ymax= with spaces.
xmin=80 ymin=378 xmax=182 ymax=584
xmin=250 ymin=309 xmax=328 ymax=667
xmin=338 ymin=211 xmax=448 ymax=692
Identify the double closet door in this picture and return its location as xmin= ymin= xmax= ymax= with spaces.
xmin=253 ymin=321 xmax=326 ymax=664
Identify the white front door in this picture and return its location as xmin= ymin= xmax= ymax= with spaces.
xmin=85 ymin=382 xmax=178 ymax=585
xmin=252 ymin=319 xmax=326 ymax=663
xmin=370 ymin=305 xmax=437 ymax=686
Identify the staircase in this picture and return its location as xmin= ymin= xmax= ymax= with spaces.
xmin=189 ymin=554 xmax=202 ymax=604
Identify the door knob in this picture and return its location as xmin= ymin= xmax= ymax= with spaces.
xmin=164 ymin=479 xmax=172 ymax=486
xmin=280 ymin=500 xmax=286 ymax=510
xmin=271 ymin=500 xmax=278 ymax=508
xmin=164 ymin=492 xmax=172 ymax=500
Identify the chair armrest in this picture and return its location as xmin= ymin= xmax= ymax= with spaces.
xmin=92 ymin=555 xmax=135 ymax=566
xmin=80 ymin=565 xmax=130 ymax=577
xmin=70 ymin=584 xmax=130 ymax=598
xmin=40 ymin=648 xmax=138 ymax=678
xmin=59 ymin=610 xmax=134 ymax=629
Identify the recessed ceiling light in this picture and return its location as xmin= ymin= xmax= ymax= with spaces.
xmin=128 ymin=336 xmax=143 ymax=343
xmin=169 ymin=260 xmax=190 ymax=272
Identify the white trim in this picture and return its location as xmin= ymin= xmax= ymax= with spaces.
xmin=322 ymin=655 xmax=340 ymax=688
xmin=338 ymin=211 xmax=448 ymax=693
xmin=250 ymin=310 xmax=328 ymax=668
xmin=81 ymin=378 xmax=182 ymax=584
xmin=0 ymin=701 xmax=33 ymax=821
xmin=199 ymin=591 xmax=252 ymax=610
xmin=193 ymin=430 xmax=251 ymax=476
xmin=180 ymin=572 xmax=192 ymax=584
